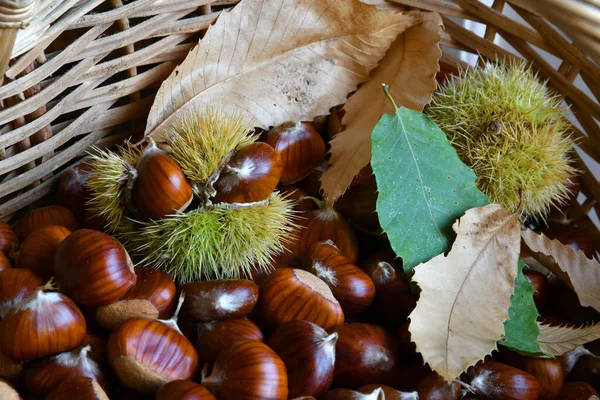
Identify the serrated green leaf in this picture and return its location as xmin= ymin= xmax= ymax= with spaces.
xmin=371 ymin=105 xmax=489 ymax=273
xmin=371 ymin=101 xmax=541 ymax=356
xmin=501 ymin=258 xmax=544 ymax=355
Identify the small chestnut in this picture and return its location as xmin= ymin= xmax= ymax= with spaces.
xmin=415 ymin=371 xmax=461 ymax=400
xmin=464 ymin=359 xmax=540 ymax=400
xmin=0 ymin=253 xmax=10 ymax=271
xmin=0 ymin=268 xmax=44 ymax=317
xmin=0 ymin=221 xmax=17 ymax=256
xmin=132 ymin=141 xmax=194 ymax=220
xmin=213 ymin=142 xmax=283 ymax=204
xmin=320 ymin=388 xmax=385 ymax=400
xmin=268 ymin=320 xmax=338 ymax=398
xmin=181 ymin=279 xmax=259 ymax=323
xmin=156 ymin=380 xmax=216 ymax=400
xmin=359 ymin=385 xmax=419 ymax=400
xmin=304 ymin=240 xmax=375 ymax=317
xmin=14 ymin=205 xmax=78 ymax=241
xmin=56 ymin=162 xmax=93 ymax=223
xmin=16 ymin=225 xmax=71 ymax=279
xmin=332 ymin=323 xmax=399 ymax=388
xmin=201 ymin=339 xmax=288 ymax=400
xmin=265 ymin=121 xmax=326 ymax=185
xmin=257 ymin=268 xmax=344 ymax=331
xmin=45 ymin=376 xmax=109 ymax=400
xmin=195 ymin=318 xmax=264 ymax=363
xmin=107 ymin=317 xmax=199 ymax=394
xmin=556 ymin=381 xmax=598 ymax=399
xmin=54 ymin=229 xmax=137 ymax=307
xmin=0 ymin=282 xmax=86 ymax=363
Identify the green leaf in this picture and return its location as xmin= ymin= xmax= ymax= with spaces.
xmin=371 ymin=105 xmax=489 ymax=273
xmin=501 ymin=258 xmax=544 ymax=355
xmin=371 ymin=98 xmax=541 ymax=356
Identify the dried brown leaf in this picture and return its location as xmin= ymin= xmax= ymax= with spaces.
xmin=521 ymin=229 xmax=600 ymax=311
xmin=145 ymin=0 xmax=416 ymax=137
xmin=320 ymin=12 xmax=442 ymax=204
xmin=409 ymin=203 xmax=520 ymax=382
xmin=538 ymin=322 xmax=600 ymax=355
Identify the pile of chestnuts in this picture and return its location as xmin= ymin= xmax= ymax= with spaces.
xmin=0 ymin=118 xmax=597 ymax=400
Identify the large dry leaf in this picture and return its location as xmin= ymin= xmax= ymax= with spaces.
xmin=538 ymin=322 xmax=600 ymax=355
xmin=522 ymin=229 xmax=600 ymax=311
xmin=145 ymin=0 xmax=416 ymax=137
xmin=409 ymin=203 xmax=520 ymax=382
xmin=320 ymin=12 xmax=442 ymax=204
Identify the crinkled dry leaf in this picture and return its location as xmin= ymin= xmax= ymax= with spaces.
xmin=145 ymin=0 xmax=415 ymax=137
xmin=409 ymin=203 xmax=520 ymax=382
xmin=320 ymin=12 xmax=442 ymax=204
xmin=538 ymin=322 xmax=600 ymax=356
xmin=522 ymin=229 xmax=600 ymax=311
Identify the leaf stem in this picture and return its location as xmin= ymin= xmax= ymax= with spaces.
xmin=382 ymin=83 xmax=399 ymax=110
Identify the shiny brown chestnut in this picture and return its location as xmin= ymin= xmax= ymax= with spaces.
xmin=268 ymin=320 xmax=338 ymax=398
xmin=195 ymin=318 xmax=264 ymax=363
xmin=0 ymin=268 xmax=43 ymax=317
xmin=96 ymin=267 xmax=177 ymax=329
xmin=14 ymin=205 xmax=78 ymax=241
xmin=107 ymin=317 xmax=199 ymax=394
xmin=332 ymin=323 xmax=399 ymax=388
xmin=16 ymin=225 xmax=71 ymax=279
xmin=502 ymin=353 xmax=563 ymax=400
xmin=257 ymin=268 xmax=344 ymax=331
xmin=0 ymin=221 xmax=17 ymax=256
xmin=321 ymin=388 xmax=385 ymax=400
xmin=57 ymin=162 xmax=93 ymax=223
xmin=304 ymin=240 xmax=375 ymax=317
xmin=0 ymin=378 xmax=21 ymax=400
xmin=0 ymin=282 xmax=86 ymax=363
xmin=156 ymin=380 xmax=216 ymax=400
xmin=265 ymin=121 xmax=326 ymax=185
xmin=24 ymin=344 xmax=106 ymax=395
xmin=213 ymin=142 xmax=283 ymax=204
xmin=132 ymin=141 xmax=193 ymax=220
xmin=464 ymin=359 xmax=540 ymax=400
xmin=201 ymin=339 xmax=288 ymax=400
xmin=359 ymin=385 xmax=419 ymax=400
xmin=415 ymin=371 xmax=461 ymax=400
xmin=556 ymin=381 xmax=598 ymax=399
xmin=181 ymin=279 xmax=259 ymax=323
xmin=54 ymin=229 xmax=137 ymax=307
xmin=295 ymin=202 xmax=359 ymax=264
xmin=46 ymin=376 xmax=109 ymax=400
xmin=363 ymin=250 xmax=417 ymax=327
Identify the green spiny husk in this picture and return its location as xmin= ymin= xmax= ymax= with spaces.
xmin=425 ymin=59 xmax=576 ymax=218
xmin=123 ymin=193 xmax=296 ymax=284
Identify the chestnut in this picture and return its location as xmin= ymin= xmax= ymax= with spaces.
xmin=295 ymin=203 xmax=359 ymax=263
xmin=0 ymin=221 xmax=17 ymax=256
xmin=464 ymin=359 xmax=540 ymax=400
xmin=24 ymin=344 xmax=107 ymax=395
xmin=181 ymin=279 xmax=259 ymax=323
xmin=0 ymin=282 xmax=86 ymax=363
xmin=502 ymin=353 xmax=564 ymax=400
xmin=332 ymin=323 xmax=399 ymax=388
xmin=14 ymin=205 xmax=78 ymax=241
xmin=56 ymin=162 xmax=93 ymax=223
xmin=265 ymin=121 xmax=326 ymax=185
xmin=321 ymin=388 xmax=385 ymax=400
xmin=96 ymin=267 xmax=177 ymax=329
xmin=523 ymin=269 xmax=549 ymax=310
xmin=107 ymin=317 xmax=199 ymax=394
xmin=415 ymin=371 xmax=461 ymax=400
xmin=16 ymin=225 xmax=71 ymax=279
xmin=0 ymin=350 xmax=22 ymax=382
xmin=195 ymin=318 xmax=264 ymax=363
xmin=201 ymin=339 xmax=288 ymax=400
xmin=304 ymin=240 xmax=375 ymax=317
xmin=257 ymin=268 xmax=344 ymax=331
xmin=213 ymin=142 xmax=283 ymax=204
xmin=0 ymin=268 xmax=43 ymax=317
xmin=156 ymin=380 xmax=216 ymax=399
xmin=268 ymin=320 xmax=338 ymax=398
xmin=359 ymin=384 xmax=419 ymax=400
xmin=132 ymin=141 xmax=193 ymax=220
xmin=54 ymin=229 xmax=137 ymax=307
xmin=556 ymin=381 xmax=598 ymax=399
xmin=46 ymin=376 xmax=109 ymax=400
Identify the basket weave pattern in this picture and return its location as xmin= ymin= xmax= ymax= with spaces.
xmin=0 ymin=0 xmax=599 ymax=242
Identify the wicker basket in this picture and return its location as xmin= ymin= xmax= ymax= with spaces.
xmin=1 ymin=0 xmax=599 ymax=242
